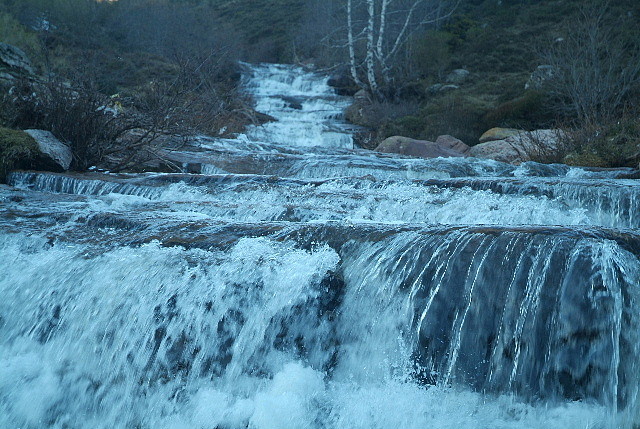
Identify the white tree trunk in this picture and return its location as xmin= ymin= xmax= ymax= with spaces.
xmin=365 ymin=0 xmax=381 ymax=98
xmin=347 ymin=0 xmax=364 ymax=88
xmin=345 ymin=0 xmax=460 ymax=100
xmin=377 ymin=0 xmax=392 ymax=86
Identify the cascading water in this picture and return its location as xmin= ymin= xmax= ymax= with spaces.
xmin=1 ymin=63 xmax=640 ymax=429
xmin=240 ymin=63 xmax=356 ymax=149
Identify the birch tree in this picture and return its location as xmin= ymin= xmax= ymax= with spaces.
xmin=346 ymin=0 xmax=460 ymax=99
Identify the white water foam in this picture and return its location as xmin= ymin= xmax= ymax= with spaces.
xmin=242 ymin=63 xmax=354 ymax=149
xmin=2 ymin=63 xmax=640 ymax=429
xmin=0 ymin=231 xmax=634 ymax=429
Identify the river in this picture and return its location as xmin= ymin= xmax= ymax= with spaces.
xmin=1 ymin=63 xmax=640 ymax=429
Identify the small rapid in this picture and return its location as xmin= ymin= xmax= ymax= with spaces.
xmin=1 ymin=63 xmax=640 ymax=429
xmin=240 ymin=63 xmax=356 ymax=148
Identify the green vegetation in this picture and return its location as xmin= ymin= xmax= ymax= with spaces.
xmin=0 ymin=0 xmax=269 ymax=172
xmin=0 ymin=127 xmax=37 ymax=181
xmin=0 ymin=11 xmax=39 ymax=56
xmin=1 ymin=0 xmax=639 ymax=169
xmin=339 ymin=0 xmax=640 ymax=167
xmin=562 ymin=114 xmax=640 ymax=168
xmin=209 ymin=0 xmax=306 ymax=61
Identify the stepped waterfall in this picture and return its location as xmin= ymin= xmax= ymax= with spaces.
xmin=1 ymin=63 xmax=640 ymax=429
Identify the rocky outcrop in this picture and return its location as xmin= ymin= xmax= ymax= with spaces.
xmin=479 ymin=127 xmax=522 ymax=143
xmin=525 ymin=65 xmax=554 ymax=90
xmin=353 ymin=89 xmax=370 ymax=103
xmin=375 ymin=135 xmax=468 ymax=159
xmin=446 ymin=69 xmax=470 ymax=84
xmin=470 ymin=129 xmax=564 ymax=164
xmin=0 ymin=43 xmax=34 ymax=82
xmin=428 ymin=83 xmax=459 ymax=94
xmin=0 ymin=128 xmax=73 ymax=182
xmin=344 ymin=89 xmax=378 ymax=149
xmin=345 ymin=90 xmax=371 ymax=127
xmin=24 ymin=129 xmax=73 ymax=171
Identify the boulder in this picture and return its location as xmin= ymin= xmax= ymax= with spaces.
xmin=0 ymin=43 xmax=34 ymax=77
xmin=24 ymin=130 xmax=73 ymax=170
xmin=428 ymin=83 xmax=460 ymax=94
xmin=470 ymin=129 xmax=564 ymax=164
xmin=469 ymin=139 xmax=527 ymax=164
xmin=435 ymin=135 xmax=470 ymax=154
xmin=479 ymin=127 xmax=522 ymax=143
xmin=0 ymin=127 xmax=37 ymax=181
xmin=327 ymin=66 xmax=358 ymax=96
xmin=354 ymin=89 xmax=370 ymax=103
xmin=446 ymin=69 xmax=470 ymax=84
xmin=281 ymin=96 xmax=303 ymax=110
xmin=376 ymin=136 xmax=468 ymax=159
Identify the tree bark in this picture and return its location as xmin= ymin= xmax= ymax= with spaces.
xmin=345 ymin=0 xmax=460 ymax=100
xmin=365 ymin=0 xmax=381 ymax=98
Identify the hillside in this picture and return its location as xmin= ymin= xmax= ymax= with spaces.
xmin=341 ymin=0 xmax=640 ymax=167
xmin=1 ymin=0 xmax=639 ymax=168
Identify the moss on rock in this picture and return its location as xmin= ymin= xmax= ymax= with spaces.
xmin=0 ymin=127 xmax=38 ymax=182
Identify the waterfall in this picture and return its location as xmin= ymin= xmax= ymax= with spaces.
xmin=1 ymin=63 xmax=640 ymax=429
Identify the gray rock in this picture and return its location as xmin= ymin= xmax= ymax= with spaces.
xmin=376 ymin=136 xmax=468 ymax=159
xmin=469 ymin=139 xmax=527 ymax=164
xmin=446 ymin=69 xmax=470 ymax=84
xmin=281 ymin=96 xmax=303 ymax=110
xmin=479 ymin=127 xmax=522 ymax=143
xmin=439 ymin=84 xmax=460 ymax=93
xmin=0 ymin=43 xmax=34 ymax=76
xmin=24 ymin=130 xmax=73 ymax=170
xmin=525 ymin=65 xmax=554 ymax=90
xmin=435 ymin=135 xmax=470 ymax=154
xmin=428 ymin=84 xmax=444 ymax=94
xmin=428 ymin=83 xmax=460 ymax=94
xmin=469 ymin=129 xmax=564 ymax=164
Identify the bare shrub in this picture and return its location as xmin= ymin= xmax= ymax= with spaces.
xmin=4 ymin=63 xmax=222 ymax=171
xmin=559 ymin=112 xmax=640 ymax=168
xmin=6 ymin=76 xmax=124 ymax=170
xmin=516 ymin=128 xmax=572 ymax=165
xmin=541 ymin=2 xmax=640 ymax=121
xmin=514 ymin=109 xmax=640 ymax=168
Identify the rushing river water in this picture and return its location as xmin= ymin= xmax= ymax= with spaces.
xmin=1 ymin=63 xmax=640 ymax=429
